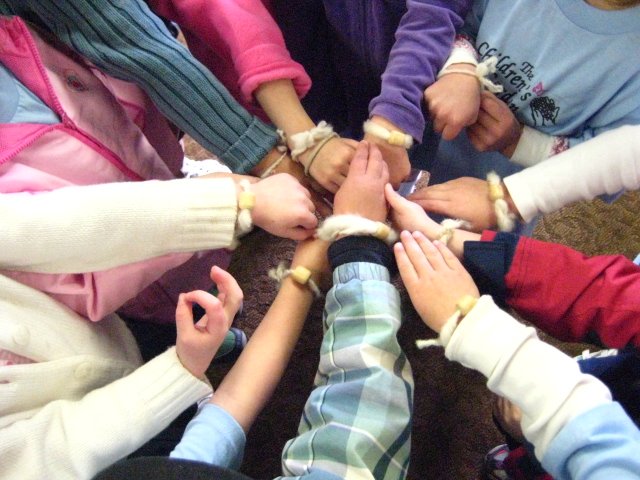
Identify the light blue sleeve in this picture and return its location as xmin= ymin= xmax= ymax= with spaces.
xmin=542 ymin=402 xmax=640 ymax=480
xmin=0 ymin=62 xmax=59 ymax=124
xmin=170 ymin=402 xmax=246 ymax=470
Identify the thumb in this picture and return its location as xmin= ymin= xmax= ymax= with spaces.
xmin=385 ymin=183 xmax=404 ymax=208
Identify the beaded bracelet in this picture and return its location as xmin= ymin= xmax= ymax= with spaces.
xmin=416 ymin=294 xmax=479 ymax=349
xmin=317 ymin=214 xmax=398 ymax=245
xmin=487 ymin=171 xmax=517 ymax=232
xmin=268 ymin=262 xmax=321 ymax=298
xmin=363 ymin=120 xmax=414 ymax=149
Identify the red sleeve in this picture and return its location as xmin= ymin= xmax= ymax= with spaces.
xmin=149 ymin=0 xmax=311 ymax=104
xmin=505 ymin=236 xmax=640 ymax=349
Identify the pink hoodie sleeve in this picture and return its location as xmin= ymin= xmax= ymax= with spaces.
xmin=149 ymin=0 xmax=311 ymax=103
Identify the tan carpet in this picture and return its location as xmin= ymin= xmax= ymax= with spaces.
xmin=188 ymin=140 xmax=640 ymax=479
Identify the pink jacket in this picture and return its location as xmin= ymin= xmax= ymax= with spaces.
xmin=0 ymin=17 xmax=228 ymax=323
xmin=149 ymin=0 xmax=311 ymax=120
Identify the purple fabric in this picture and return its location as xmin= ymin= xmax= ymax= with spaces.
xmin=273 ymin=0 xmax=471 ymax=141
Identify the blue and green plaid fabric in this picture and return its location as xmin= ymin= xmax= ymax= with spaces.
xmin=280 ymin=262 xmax=413 ymax=480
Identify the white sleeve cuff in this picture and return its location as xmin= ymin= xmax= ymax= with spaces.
xmin=510 ymin=126 xmax=556 ymax=167
xmin=444 ymin=296 xmax=612 ymax=460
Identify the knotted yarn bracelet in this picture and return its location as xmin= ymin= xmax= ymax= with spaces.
xmin=437 ymin=56 xmax=504 ymax=94
xmin=487 ymin=171 xmax=517 ymax=232
xmin=234 ymin=180 xmax=255 ymax=243
xmin=268 ymin=262 xmax=322 ymax=298
xmin=415 ymin=295 xmax=479 ymax=349
xmin=316 ymin=214 xmax=399 ymax=245
xmin=437 ymin=218 xmax=472 ymax=246
xmin=289 ymin=121 xmax=336 ymax=165
xmin=362 ymin=120 xmax=414 ymax=149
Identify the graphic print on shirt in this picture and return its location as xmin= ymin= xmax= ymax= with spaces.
xmin=477 ymin=42 xmax=560 ymax=126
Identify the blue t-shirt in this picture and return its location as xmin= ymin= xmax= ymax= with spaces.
xmin=0 ymin=62 xmax=59 ymax=124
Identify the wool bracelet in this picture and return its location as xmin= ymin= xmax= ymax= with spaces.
xmin=363 ymin=120 xmax=414 ymax=149
xmin=316 ymin=214 xmax=398 ymax=245
xmin=289 ymin=121 xmax=336 ymax=163
xmin=235 ymin=179 xmax=255 ymax=236
xmin=268 ymin=262 xmax=321 ymax=298
xmin=487 ymin=171 xmax=517 ymax=232
xmin=415 ymin=295 xmax=479 ymax=349
xmin=437 ymin=56 xmax=504 ymax=94
xmin=437 ymin=218 xmax=471 ymax=245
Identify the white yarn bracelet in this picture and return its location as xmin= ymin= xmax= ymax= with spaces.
xmin=416 ymin=295 xmax=478 ymax=349
xmin=235 ymin=179 xmax=255 ymax=237
xmin=437 ymin=56 xmax=504 ymax=94
xmin=437 ymin=218 xmax=471 ymax=245
xmin=487 ymin=171 xmax=517 ymax=232
xmin=268 ymin=262 xmax=321 ymax=298
xmin=289 ymin=121 xmax=336 ymax=164
xmin=363 ymin=120 xmax=414 ymax=149
xmin=317 ymin=214 xmax=398 ymax=245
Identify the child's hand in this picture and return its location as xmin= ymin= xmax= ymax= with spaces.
xmin=333 ymin=141 xmax=389 ymax=222
xmin=409 ymin=177 xmax=498 ymax=232
xmin=175 ymin=266 xmax=243 ymax=378
xmin=425 ymin=66 xmax=482 ymax=141
xmin=385 ymin=184 xmax=442 ymax=239
xmin=467 ymin=91 xmax=523 ymax=157
xmin=304 ymin=137 xmax=358 ymax=194
xmin=394 ymin=231 xmax=479 ymax=332
xmin=252 ymin=173 xmax=319 ymax=240
xmin=363 ymin=116 xmax=411 ymax=188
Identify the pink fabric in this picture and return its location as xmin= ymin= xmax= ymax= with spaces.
xmin=0 ymin=17 xmax=229 ymax=323
xmin=0 ymin=350 xmax=34 ymax=367
xmin=149 ymin=0 xmax=311 ymax=121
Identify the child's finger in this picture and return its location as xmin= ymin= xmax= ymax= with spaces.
xmin=175 ymin=293 xmax=195 ymax=338
xmin=394 ymin=242 xmax=418 ymax=285
xmin=385 ymin=183 xmax=408 ymax=210
xmin=400 ymin=230 xmax=433 ymax=274
xmin=367 ymin=143 xmax=384 ymax=176
xmin=413 ymin=231 xmax=447 ymax=270
xmin=433 ymin=240 xmax=464 ymax=270
xmin=210 ymin=266 xmax=243 ymax=320
xmin=348 ymin=141 xmax=369 ymax=176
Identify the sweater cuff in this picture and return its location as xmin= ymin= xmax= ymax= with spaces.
xmin=510 ymin=126 xmax=555 ymax=167
xmin=132 ymin=347 xmax=213 ymax=435
xmin=328 ymin=236 xmax=395 ymax=272
xmin=503 ymin=172 xmax=540 ymax=223
xmin=165 ymin=178 xmax=238 ymax=251
xmin=463 ymin=232 xmax=521 ymax=302
xmin=222 ymin=117 xmax=278 ymax=173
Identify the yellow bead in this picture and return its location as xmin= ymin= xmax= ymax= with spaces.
xmin=290 ymin=265 xmax=312 ymax=285
xmin=488 ymin=183 xmax=504 ymax=201
xmin=373 ymin=222 xmax=391 ymax=240
xmin=387 ymin=130 xmax=407 ymax=147
xmin=456 ymin=295 xmax=478 ymax=317
xmin=238 ymin=191 xmax=255 ymax=210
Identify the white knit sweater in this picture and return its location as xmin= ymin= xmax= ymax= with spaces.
xmin=0 ymin=178 xmax=239 ymax=479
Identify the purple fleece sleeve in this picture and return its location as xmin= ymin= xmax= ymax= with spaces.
xmin=368 ymin=0 xmax=471 ymax=142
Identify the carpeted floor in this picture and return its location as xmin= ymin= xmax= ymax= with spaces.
xmin=188 ymin=141 xmax=640 ymax=479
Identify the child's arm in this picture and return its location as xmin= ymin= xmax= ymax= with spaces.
xmin=0 ymin=274 xmax=234 ymax=480
xmin=395 ymin=233 xmax=640 ymax=479
xmin=0 ymin=0 xmax=278 ymax=173
xmin=406 ymin=125 xmax=640 ymax=230
xmin=365 ymin=1 xmax=472 ymax=187
xmin=170 ymin=237 xmax=329 ymax=468
xmin=282 ymin=140 xmax=413 ymax=479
